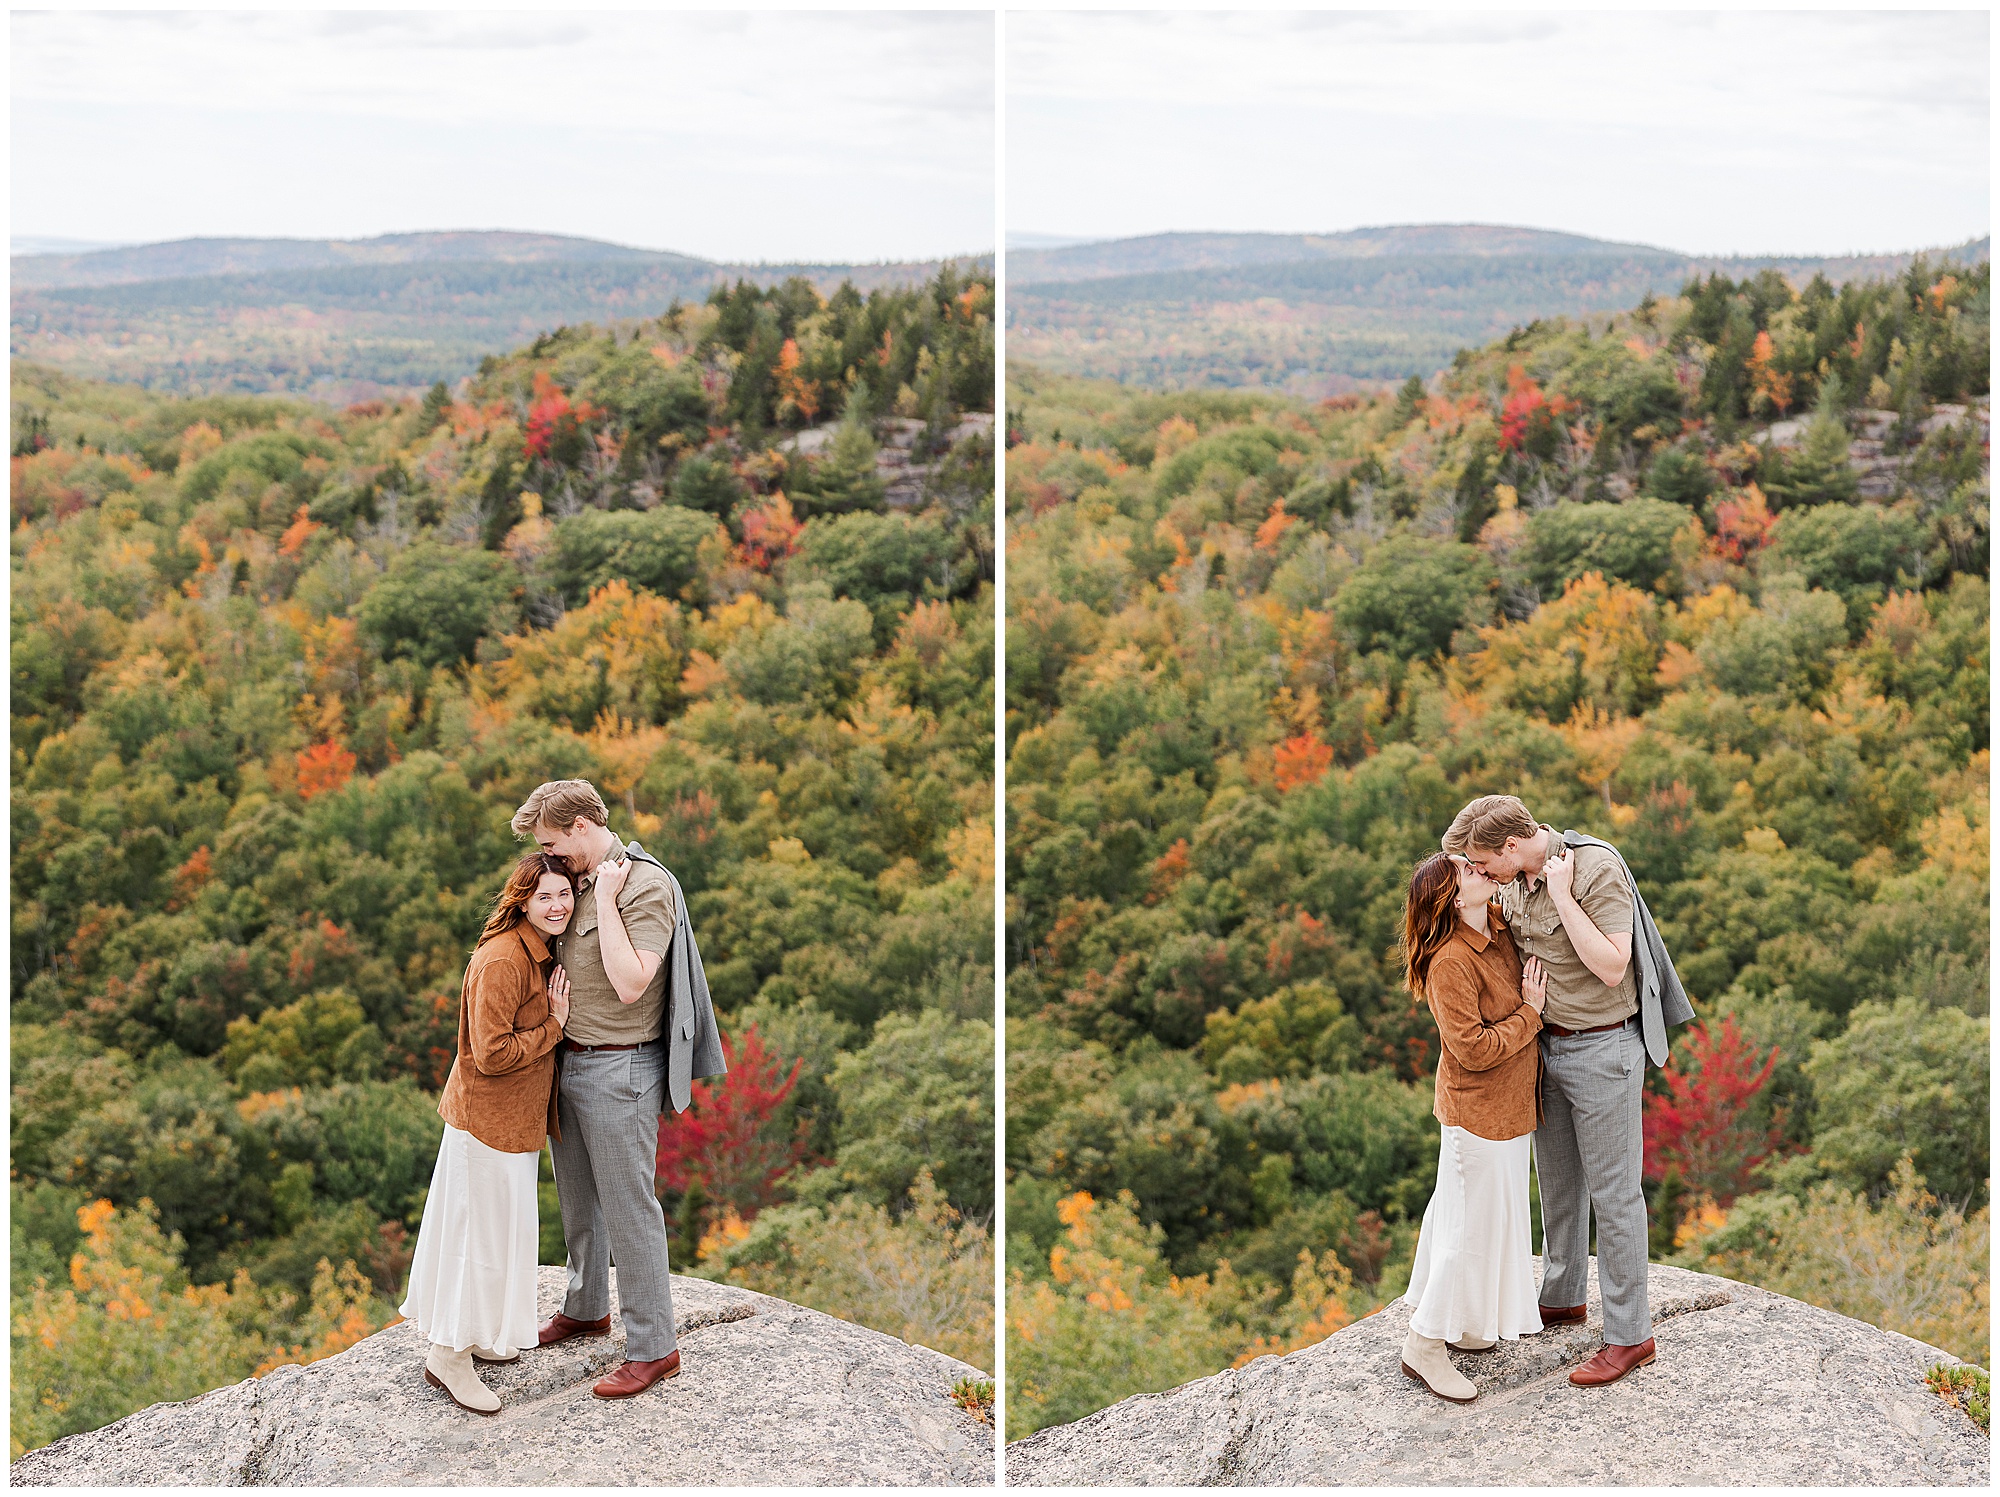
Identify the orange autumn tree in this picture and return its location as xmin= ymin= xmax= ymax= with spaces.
xmin=295 ymin=742 xmax=357 ymax=798
xmin=1746 ymin=330 xmax=1794 ymax=416
xmin=1273 ymin=732 xmax=1334 ymax=791
xmin=774 ymin=339 xmax=822 ymax=425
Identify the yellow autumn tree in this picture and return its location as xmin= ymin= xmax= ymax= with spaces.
xmin=1466 ymin=572 xmax=1665 ymax=720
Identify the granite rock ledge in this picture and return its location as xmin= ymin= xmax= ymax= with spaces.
xmin=1004 ymin=1258 xmax=1987 ymax=1487
xmin=12 ymin=1266 xmax=994 ymax=1487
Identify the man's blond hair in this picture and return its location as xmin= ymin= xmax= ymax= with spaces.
xmin=512 ymin=779 xmax=609 ymax=839
xmin=1441 ymin=794 xmax=1539 ymax=855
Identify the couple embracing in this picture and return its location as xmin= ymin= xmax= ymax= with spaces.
xmin=1397 ymin=794 xmax=1693 ymax=1404
xmin=396 ymin=779 xmax=726 ymax=1414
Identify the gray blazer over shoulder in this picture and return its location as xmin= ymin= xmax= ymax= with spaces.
xmin=622 ymin=841 xmax=728 ymax=1112
xmin=1562 ymin=829 xmax=1695 ymax=1067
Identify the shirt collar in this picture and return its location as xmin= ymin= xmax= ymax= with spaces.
xmin=1522 ymin=824 xmax=1561 ymax=892
xmin=573 ymin=834 xmax=627 ymax=891
xmin=1454 ymin=917 xmax=1494 ymax=953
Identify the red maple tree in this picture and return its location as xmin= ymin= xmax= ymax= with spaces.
xmin=1497 ymin=364 xmax=1568 ymax=455
xmin=1710 ymin=483 xmax=1774 ymax=563
xmin=1642 ymin=1014 xmax=1784 ymax=1205
xmin=734 ymin=493 xmax=803 ymax=571
xmin=656 ymin=1025 xmax=811 ymax=1222
xmin=521 ymin=371 xmax=601 ymax=463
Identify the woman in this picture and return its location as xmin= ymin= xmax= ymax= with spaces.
xmin=401 ymin=852 xmax=575 ymax=1414
xmin=1397 ymin=851 xmax=1547 ymax=1404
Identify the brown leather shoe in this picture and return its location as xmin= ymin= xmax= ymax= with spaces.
xmin=537 ymin=1311 xmax=612 ymax=1347
xmin=593 ymin=1352 xmax=681 ymax=1398
xmin=1538 ymin=1303 xmax=1588 ymax=1326
xmin=1570 ymin=1337 xmax=1656 ymax=1385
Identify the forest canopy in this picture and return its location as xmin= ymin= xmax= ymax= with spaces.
xmin=1003 ymin=257 xmax=1989 ymax=1435
xmin=10 ymin=265 xmax=997 ymax=1455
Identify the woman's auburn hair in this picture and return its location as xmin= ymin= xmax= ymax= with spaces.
xmin=1402 ymin=852 xmax=1462 ymax=1000
xmin=479 ymin=850 xmax=576 ymax=946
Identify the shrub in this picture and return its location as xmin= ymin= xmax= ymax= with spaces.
xmin=696 ymin=1171 xmax=991 ymax=1370
xmin=356 ymin=542 xmax=518 ymax=668
xmin=1678 ymin=1157 xmax=1988 ymax=1368
xmin=9 ymin=1198 xmax=388 ymax=1458
xmin=1804 ymin=998 xmax=1989 ymax=1208
xmin=1523 ymin=499 xmax=1694 ymax=597
xmin=548 ymin=506 xmax=720 ymax=606
xmin=1334 ymin=535 xmax=1493 ymax=660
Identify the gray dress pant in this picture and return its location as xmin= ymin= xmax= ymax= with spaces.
xmin=549 ymin=1041 xmax=677 ymax=1360
xmin=1533 ymin=1018 xmax=1652 ymax=1346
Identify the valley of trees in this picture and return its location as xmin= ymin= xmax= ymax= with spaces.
xmin=1003 ymin=258 xmax=1989 ymax=1434
xmin=10 ymin=264 xmax=996 ymax=1455
xmin=10 ymin=249 xmax=988 ymax=401
xmin=1007 ymin=242 xmax=1993 ymax=398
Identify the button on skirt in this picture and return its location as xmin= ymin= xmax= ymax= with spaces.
xmin=399 ymin=1124 xmax=541 ymax=1356
xmin=1401 ymin=1124 xmax=1543 ymax=1343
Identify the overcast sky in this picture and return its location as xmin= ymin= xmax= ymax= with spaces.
xmin=1010 ymin=10 xmax=1989 ymax=256
xmin=13 ymin=10 xmax=995 ymax=263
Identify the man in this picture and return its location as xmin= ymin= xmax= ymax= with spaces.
xmin=510 ymin=778 xmax=712 ymax=1398
xmin=1442 ymin=793 xmax=1692 ymax=1387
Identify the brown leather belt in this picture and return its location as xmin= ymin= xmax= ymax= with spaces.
xmin=1543 ymin=1017 xmax=1635 ymax=1038
xmin=561 ymin=1039 xmax=643 ymax=1053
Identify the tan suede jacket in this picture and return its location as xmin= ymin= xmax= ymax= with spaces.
xmin=436 ymin=923 xmax=564 ymax=1153
xmin=1422 ymin=908 xmax=1542 ymax=1141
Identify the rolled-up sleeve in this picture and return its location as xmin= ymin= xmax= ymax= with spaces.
xmin=1575 ymin=852 xmax=1635 ymax=936
xmin=468 ymin=953 xmax=564 ymax=1076
xmin=619 ymin=877 xmax=676 ymax=959
xmin=1427 ymin=948 xmax=1542 ymax=1072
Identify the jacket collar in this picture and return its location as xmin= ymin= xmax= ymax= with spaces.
xmin=1453 ymin=915 xmax=1496 ymax=953
xmin=518 ymin=923 xmax=551 ymax=964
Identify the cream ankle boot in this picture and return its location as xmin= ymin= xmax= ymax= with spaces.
xmin=424 ymin=1345 xmax=501 ymax=1414
xmin=470 ymin=1345 xmax=519 ymax=1364
xmin=1401 ymin=1329 xmax=1477 ymax=1403
xmin=1450 ymin=1333 xmax=1496 ymax=1352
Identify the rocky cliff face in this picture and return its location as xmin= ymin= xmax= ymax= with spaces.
xmin=13 ymin=1267 xmax=994 ymax=1486
xmin=1005 ymin=1259 xmax=1987 ymax=1487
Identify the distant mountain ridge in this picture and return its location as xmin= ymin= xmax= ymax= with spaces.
xmin=1011 ymin=223 xmax=1993 ymax=287
xmin=11 ymin=230 xmax=700 ymax=290
xmin=1010 ymin=223 xmax=1679 ymax=284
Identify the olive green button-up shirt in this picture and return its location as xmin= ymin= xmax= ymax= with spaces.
xmin=556 ymin=841 xmax=678 ymax=1046
xmin=1497 ymin=826 xmax=1638 ymax=1031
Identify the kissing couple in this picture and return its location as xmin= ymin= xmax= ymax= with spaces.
xmin=1395 ymin=794 xmax=1693 ymax=1404
xmin=396 ymin=779 xmax=727 ymax=1414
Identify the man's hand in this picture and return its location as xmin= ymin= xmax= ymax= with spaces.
xmin=1542 ymin=846 xmax=1575 ymax=903
xmin=1544 ymin=847 xmax=1632 ymax=989
xmin=594 ymin=853 xmax=631 ymax=905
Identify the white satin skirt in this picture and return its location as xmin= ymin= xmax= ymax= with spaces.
xmin=1402 ymin=1124 xmax=1543 ymax=1343
xmin=399 ymin=1124 xmax=541 ymax=1355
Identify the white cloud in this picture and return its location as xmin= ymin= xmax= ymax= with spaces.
xmin=12 ymin=9 xmax=995 ymax=262
xmin=1009 ymin=10 xmax=1988 ymax=256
